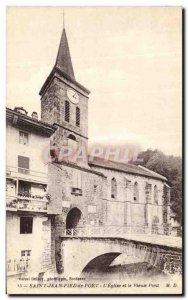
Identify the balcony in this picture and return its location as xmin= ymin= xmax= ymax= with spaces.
xmin=6 ymin=194 xmax=48 ymax=213
xmin=6 ymin=165 xmax=47 ymax=184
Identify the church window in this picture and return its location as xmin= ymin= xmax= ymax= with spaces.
xmin=65 ymin=100 xmax=70 ymax=122
xmin=67 ymin=134 xmax=76 ymax=141
xmin=133 ymin=182 xmax=139 ymax=202
xmin=154 ymin=185 xmax=158 ymax=205
xmin=72 ymin=171 xmax=82 ymax=195
xmin=145 ymin=182 xmax=152 ymax=203
xmin=111 ymin=177 xmax=117 ymax=199
xmin=76 ymin=107 xmax=80 ymax=127
xmin=67 ymin=134 xmax=78 ymax=160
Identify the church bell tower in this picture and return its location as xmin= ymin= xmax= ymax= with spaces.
xmin=39 ymin=25 xmax=90 ymax=165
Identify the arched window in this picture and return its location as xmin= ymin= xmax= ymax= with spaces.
xmin=111 ymin=178 xmax=117 ymax=199
xmin=154 ymin=185 xmax=158 ymax=205
xmin=133 ymin=182 xmax=139 ymax=202
xmin=67 ymin=134 xmax=77 ymax=160
xmin=65 ymin=100 xmax=70 ymax=122
xmin=67 ymin=134 xmax=76 ymax=141
xmin=76 ymin=107 xmax=80 ymax=127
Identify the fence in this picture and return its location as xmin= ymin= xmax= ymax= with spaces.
xmin=64 ymin=224 xmax=168 ymax=237
xmin=6 ymin=195 xmax=48 ymax=212
xmin=7 ymin=258 xmax=30 ymax=275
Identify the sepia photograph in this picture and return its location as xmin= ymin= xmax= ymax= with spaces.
xmin=6 ymin=6 xmax=182 ymax=294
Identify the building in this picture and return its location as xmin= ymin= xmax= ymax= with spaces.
xmin=6 ymin=25 xmax=171 ymax=276
xmin=170 ymin=210 xmax=181 ymax=237
xmin=6 ymin=107 xmax=56 ymax=276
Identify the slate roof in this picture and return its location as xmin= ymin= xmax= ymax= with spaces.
xmin=89 ymin=157 xmax=167 ymax=181
xmin=55 ymin=28 xmax=75 ymax=80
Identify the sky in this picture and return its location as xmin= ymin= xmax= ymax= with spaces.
xmin=6 ymin=6 xmax=182 ymax=156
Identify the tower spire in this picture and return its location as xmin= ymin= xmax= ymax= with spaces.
xmin=54 ymin=16 xmax=75 ymax=80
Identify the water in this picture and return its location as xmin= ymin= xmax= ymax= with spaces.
xmin=82 ymin=262 xmax=168 ymax=281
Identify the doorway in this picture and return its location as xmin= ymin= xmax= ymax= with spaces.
xmin=66 ymin=207 xmax=82 ymax=232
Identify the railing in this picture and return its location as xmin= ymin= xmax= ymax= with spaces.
xmin=7 ymin=258 xmax=30 ymax=275
xmin=64 ymin=224 xmax=168 ymax=237
xmin=6 ymin=195 xmax=48 ymax=212
xmin=6 ymin=166 xmax=47 ymax=183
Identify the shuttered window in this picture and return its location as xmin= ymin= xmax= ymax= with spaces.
xmin=19 ymin=131 xmax=29 ymax=145
xmin=65 ymin=100 xmax=70 ymax=122
xmin=18 ymin=156 xmax=30 ymax=174
xmin=76 ymin=107 xmax=80 ymax=127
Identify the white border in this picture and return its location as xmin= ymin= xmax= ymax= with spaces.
xmin=0 ymin=1 xmax=186 ymax=299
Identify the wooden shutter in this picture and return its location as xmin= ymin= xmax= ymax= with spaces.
xmin=18 ymin=156 xmax=30 ymax=174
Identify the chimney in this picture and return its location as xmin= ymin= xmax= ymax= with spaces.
xmin=31 ymin=112 xmax=38 ymax=120
xmin=14 ymin=107 xmax=28 ymax=115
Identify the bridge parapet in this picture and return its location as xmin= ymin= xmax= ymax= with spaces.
xmin=64 ymin=225 xmax=180 ymax=249
xmin=64 ymin=224 xmax=170 ymax=237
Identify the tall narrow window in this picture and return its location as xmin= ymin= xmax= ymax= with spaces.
xmin=65 ymin=100 xmax=70 ymax=122
xmin=133 ymin=182 xmax=139 ymax=202
xmin=111 ymin=177 xmax=117 ymax=199
xmin=67 ymin=134 xmax=78 ymax=160
xmin=76 ymin=107 xmax=80 ymax=127
xmin=145 ymin=182 xmax=152 ymax=203
xmin=154 ymin=185 xmax=158 ymax=205
xmin=72 ymin=171 xmax=82 ymax=195
xmin=73 ymin=171 xmax=82 ymax=189
xmin=18 ymin=156 xmax=30 ymax=175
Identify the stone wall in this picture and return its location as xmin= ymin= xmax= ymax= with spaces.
xmin=47 ymin=161 xmax=106 ymax=272
xmin=47 ymin=162 xmax=105 ymax=221
xmin=91 ymin=165 xmax=168 ymax=231
xmin=41 ymin=217 xmax=53 ymax=272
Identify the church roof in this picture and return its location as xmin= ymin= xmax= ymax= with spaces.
xmin=55 ymin=28 xmax=75 ymax=80
xmin=89 ymin=157 xmax=167 ymax=181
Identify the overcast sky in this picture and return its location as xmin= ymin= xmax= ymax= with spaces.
xmin=7 ymin=7 xmax=182 ymax=156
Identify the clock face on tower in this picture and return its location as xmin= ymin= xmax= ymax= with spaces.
xmin=67 ymin=89 xmax=79 ymax=104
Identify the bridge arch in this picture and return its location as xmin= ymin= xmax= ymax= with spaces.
xmin=82 ymin=252 xmax=121 ymax=274
xmin=60 ymin=237 xmax=182 ymax=277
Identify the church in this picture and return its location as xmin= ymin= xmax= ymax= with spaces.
xmin=6 ymin=24 xmax=171 ymax=276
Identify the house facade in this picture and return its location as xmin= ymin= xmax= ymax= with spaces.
xmin=6 ymin=107 xmax=56 ymax=276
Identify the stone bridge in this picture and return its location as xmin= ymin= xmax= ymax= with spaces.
xmin=57 ymin=234 xmax=182 ymax=277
